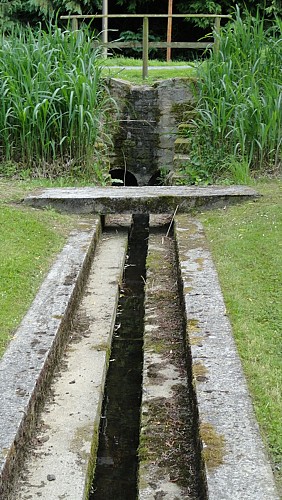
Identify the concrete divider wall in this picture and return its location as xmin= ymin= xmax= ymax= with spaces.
xmin=11 ymin=227 xmax=129 ymax=499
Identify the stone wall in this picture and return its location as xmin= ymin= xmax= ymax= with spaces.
xmin=107 ymin=77 xmax=195 ymax=186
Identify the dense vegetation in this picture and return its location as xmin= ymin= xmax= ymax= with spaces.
xmin=0 ymin=1 xmax=281 ymax=492
xmin=0 ymin=25 xmax=113 ymax=182
xmin=0 ymin=7 xmax=280 ymax=184
xmin=177 ymin=9 xmax=282 ymax=184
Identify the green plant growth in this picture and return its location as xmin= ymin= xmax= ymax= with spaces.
xmin=199 ymin=180 xmax=282 ymax=492
xmin=178 ymin=9 xmax=281 ymax=184
xmin=0 ymin=202 xmax=79 ymax=356
xmin=0 ymin=23 xmax=113 ymax=182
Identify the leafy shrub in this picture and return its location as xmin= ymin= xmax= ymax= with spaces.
xmin=118 ymin=29 xmax=161 ymax=58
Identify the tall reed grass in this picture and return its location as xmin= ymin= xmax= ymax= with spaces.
xmin=0 ymin=24 xmax=113 ymax=181
xmin=186 ymin=9 xmax=281 ymax=183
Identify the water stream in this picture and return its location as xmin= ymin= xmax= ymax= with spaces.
xmin=90 ymin=215 xmax=149 ymax=499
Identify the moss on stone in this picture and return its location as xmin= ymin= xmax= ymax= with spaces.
xmin=187 ymin=318 xmax=200 ymax=333
xmin=200 ymin=422 xmax=226 ymax=470
xmin=195 ymin=257 xmax=205 ymax=271
xmin=193 ymin=362 xmax=208 ymax=381
xmin=171 ymin=100 xmax=196 ymax=122
xmin=190 ymin=335 xmax=205 ymax=346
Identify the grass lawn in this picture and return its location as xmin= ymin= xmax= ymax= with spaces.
xmin=199 ymin=180 xmax=282 ymax=491
xmin=101 ymin=56 xmax=196 ymax=84
xmin=0 ymin=180 xmax=83 ymax=356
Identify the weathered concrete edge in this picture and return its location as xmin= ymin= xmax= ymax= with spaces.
xmin=0 ymin=218 xmax=101 ymax=498
xmin=23 ymin=194 xmax=258 ymax=214
xmin=174 ymin=216 xmax=279 ymax=500
xmin=23 ymin=185 xmax=260 ymax=215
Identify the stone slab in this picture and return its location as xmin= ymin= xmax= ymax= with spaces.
xmin=0 ymin=218 xmax=101 ymax=498
xmin=175 ymin=216 xmax=279 ymax=500
xmin=24 ymin=185 xmax=260 ymax=214
xmin=12 ymin=230 xmax=128 ymax=499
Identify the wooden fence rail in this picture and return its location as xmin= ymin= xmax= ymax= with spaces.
xmin=60 ymin=13 xmax=232 ymax=79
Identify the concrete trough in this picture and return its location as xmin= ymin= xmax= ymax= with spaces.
xmin=0 ymin=219 xmax=101 ymax=498
xmin=24 ymin=185 xmax=260 ymax=214
xmin=12 ymin=228 xmax=128 ymax=499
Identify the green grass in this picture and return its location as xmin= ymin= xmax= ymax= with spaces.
xmin=0 ymin=177 xmax=281 ymax=494
xmin=101 ymin=56 xmax=196 ymax=84
xmin=0 ymin=180 xmax=83 ymax=356
xmin=199 ymin=180 xmax=282 ymax=491
xmin=103 ymin=56 xmax=194 ymax=67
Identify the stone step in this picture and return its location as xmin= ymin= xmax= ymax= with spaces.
xmin=177 ymin=122 xmax=196 ymax=136
xmin=183 ymin=109 xmax=199 ymax=122
xmin=174 ymin=137 xmax=193 ymax=154
xmin=173 ymin=153 xmax=191 ymax=170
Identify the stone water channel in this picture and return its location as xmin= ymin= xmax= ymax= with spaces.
xmin=0 ymin=213 xmax=193 ymax=498
xmin=0 ymin=187 xmax=279 ymax=500
xmin=6 ymin=214 xmax=207 ymax=499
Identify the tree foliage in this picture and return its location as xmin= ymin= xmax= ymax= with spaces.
xmin=1 ymin=0 xmax=281 ymax=31
xmin=116 ymin=0 xmax=282 ymax=18
xmin=177 ymin=0 xmax=282 ymax=26
xmin=0 ymin=0 xmax=101 ymax=29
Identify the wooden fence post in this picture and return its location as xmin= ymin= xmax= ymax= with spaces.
xmin=72 ymin=17 xmax=78 ymax=31
xmin=167 ymin=0 xmax=173 ymax=62
xmin=214 ymin=16 xmax=221 ymax=53
xmin=102 ymin=1 xmax=108 ymax=58
xmin=142 ymin=16 xmax=149 ymax=80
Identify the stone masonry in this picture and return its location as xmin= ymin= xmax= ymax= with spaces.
xmin=107 ymin=77 xmax=196 ymax=185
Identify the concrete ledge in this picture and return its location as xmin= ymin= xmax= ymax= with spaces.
xmin=24 ymin=186 xmax=260 ymax=214
xmin=12 ymin=230 xmax=128 ymax=499
xmin=174 ymin=216 xmax=279 ymax=500
xmin=0 ymin=218 xmax=101 ymax=498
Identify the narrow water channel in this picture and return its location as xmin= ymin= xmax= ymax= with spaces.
xmin=90 ymin=215 xmax=149 ymax=499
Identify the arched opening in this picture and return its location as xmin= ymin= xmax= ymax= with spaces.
xmin=110 ymin=169 xmax=138 ymax=186
xmin=148 ymin=170 xmax=164 ymax=186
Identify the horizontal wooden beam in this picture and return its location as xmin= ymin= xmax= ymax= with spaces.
xmin=60 ymin=13 xmax=232 ymax=20
xmin=95 ymin=41 xmax=211 ymax=49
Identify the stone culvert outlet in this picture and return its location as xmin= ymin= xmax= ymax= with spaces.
xmin=107 ymin=77 xmax=196 ymax=186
